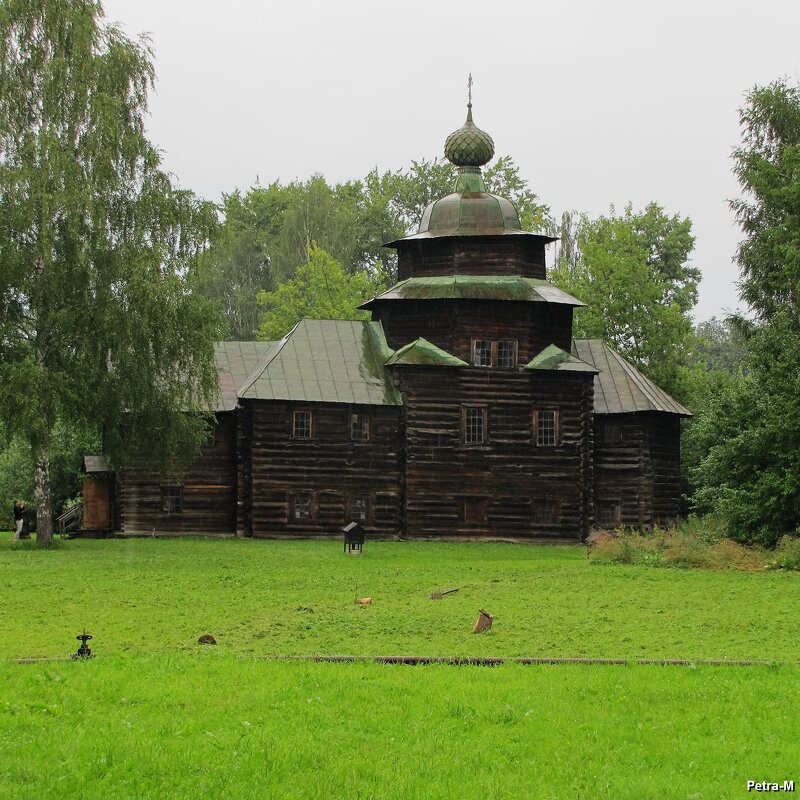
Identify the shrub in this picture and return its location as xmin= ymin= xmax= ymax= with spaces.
xmin=774 ymin=535 xmax=800 ymax=570
xmin=588 ymin=522 xmax=766 ymax=571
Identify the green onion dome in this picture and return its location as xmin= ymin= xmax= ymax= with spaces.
xmin=443 ymin=103 xmax=495 ymax=168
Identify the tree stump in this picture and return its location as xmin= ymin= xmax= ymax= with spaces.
xmin=472 ymin=610 xmax=493 ymax=633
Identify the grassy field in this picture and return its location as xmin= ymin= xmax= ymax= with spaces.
xmin=1 ymin=534 xmax=799 ymax=798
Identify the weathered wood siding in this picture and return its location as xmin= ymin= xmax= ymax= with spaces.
xmin=397 ymin=367 xmax=593 ymax=541
xmin=593 ymin=413 xmax=651 ymax=528
xmin=647 ymin=413 xmax=682 ymax=523
xmin=374 ymin=300 xmax=574 ymax=362
xmin=592 ymin=412 xmax=683 ymax=528
xmin=396 ymin=237 xmax=547 ymax=280
xmin=246 ymin=401 xmax=403 ymax=538
xmin=82 ymin=475 xmax=113 ymax=530
xmin=118 ymin=412 xmax=237 ymax=535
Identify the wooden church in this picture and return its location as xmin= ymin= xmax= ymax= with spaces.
xmin=97 ymin=99 xmax=690 ymax=542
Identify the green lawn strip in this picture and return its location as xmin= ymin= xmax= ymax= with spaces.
xmin=0 ymin=657 xmax=797 ymax=800
xmin=2 ymin=536 xmax=798 ymax=662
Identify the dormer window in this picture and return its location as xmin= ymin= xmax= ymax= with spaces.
xmin=471 ymin=339 xmax=517 ymax=368
xmin=472 ymin=340 xmax=492 ymax=367
xmin=497 ymin=341 xmax=517 ymax=368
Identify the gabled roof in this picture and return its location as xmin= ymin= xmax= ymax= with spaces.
xmin=360 ymin=276 xmax=585 ymax=308
xmin=215 ymin=341 xmax=278 ymax=412
xmin=385 ymin=338 xmax=467 ymax=367
xmin=238 ymin=319 xmax=402 ymax=406
xmin=525 ymin=344 xmax=599 ymax=373
xmin=573 ymin=339 xmax=692 ymax=417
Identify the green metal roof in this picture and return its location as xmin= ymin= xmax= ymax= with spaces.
xmin=573 ymin=339 xmax=692 ymax=417
xmin=385 ymin=338 xmax=468 ymax=367
xmin=525 ymin=344 xmax=599 ymax=373
xmin=215 ymin=340 xmax=278 ymax=411
xmin=361 ymin=276 xmax=585 ymax=307
xmin=238 ymin=319 xmax=402 ymax=406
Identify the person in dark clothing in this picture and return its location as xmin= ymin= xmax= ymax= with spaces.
xmin=20 ymin=503 xmax=31 ymax=539
xmin=13 ymin=500 xmax=23 ymax=541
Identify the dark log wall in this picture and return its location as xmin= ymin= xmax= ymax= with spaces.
xmin=593 ymin=412 xmax=684 ymax=528
xmin=647 ymin=413 xmax=683 ymax=523
xmin=375 ymin=300 xmax=574 ymax=362
xmin=246 ymin=401 xmax=402 ymax=538
xmin=398 ymin=367 xmax=593 ymax=540
xmin=593 ymin=413 xmax=651 ymax=528
xmin=118 ymin=412 xmax=237 ymax=535
xmin=396 ymin=236 xmax=547 ymax=280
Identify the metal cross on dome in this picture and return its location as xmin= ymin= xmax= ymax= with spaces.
xmin=468 ymin=73 xmax=473 ymax=108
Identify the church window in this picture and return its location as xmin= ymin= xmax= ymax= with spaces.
xmin=349 ymin=495 xmax=369 ymax=522
xmin=472 ymin=340 xmax=492 ymax=367
xmin=351 ymin=412 xmax=370 ymax=442
xmin=161 ymin=485 xmax=183 ymax=517
xmin=597 ymin=500 xmax=622 ymax=527
xmin=292 ymin=410 xmax=312 ymax=439
xmin=496 ymin=340 xmax=517 ymax=368
xmin=602 ymin=420 xmax=623 ymax=444
xmin=534 ymin=410 xmax=559 ymax=446
xmin=292 ymin=492 xmax=312 ymax=520
xmin=533 ymin=499 xmax=559 ymax=525
xmin=463 ymin=406 xmax=487 ymax=444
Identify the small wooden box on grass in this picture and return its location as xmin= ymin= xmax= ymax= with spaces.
xmin=343 ymin=522 xmax=365 ymax=554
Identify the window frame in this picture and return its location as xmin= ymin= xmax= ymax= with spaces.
xmin=160 ymin=485 xmax=183 ymax=517
xmin=348 ymin=494 xmax=369 ymax=523
xmin=601 ymin=420 xmax=623 ymax=445
xmin=496 ymin=340 xmax=518 ymax=369
xmin=292 ymin=409 xmax=313 ymax=440
xmin=291 ymin=491 xmax=313 ymax=521
xmin=470 ymin=339 xmax=519 ymax=368
xmin=533 ymin=409 xmax=561 ymax=447
xmin=596 ymin=500 xmax=622 ymax=528
xmin=350 ymin=411 xmax=370 ymax=442
xmin=532 ymin=498 xmax=560 ymax=526
xmin=471 ymin=339 xmax=493 ymax=367
xmin=459 ymin=497 xmax=488 ymax=524
xmin=462 ymin=405 xmax=488 ymax=445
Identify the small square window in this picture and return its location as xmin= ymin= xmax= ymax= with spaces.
xmin=201 ymin=424 xmax=216 ymax=450
xmin=533 ymin=499 xmax=559 ymax=525
xmin=602 ymin=421 xmax=623 ymax=445
xmin=349 ymin=496 xmax=368 ymax=522
xmin=459 ymin=498 xmax=487 ymax=524
xmin=161 ymin=485 xmax=183 ymax=516
xmin=293 ymin=492 xmax=312 ymax=520
xmin=293 ymin=410 xmax=312 ymax=439
xmin=597 ymin=501 xmax=622 ymax=528
xmin=351 ymin=413 xmax=370 ymax=442
xmin=463 ymin=406 xmax=486 ymax=444
xmin=535 ymin=410 xmax=558 ymax=446
xmin=497 ymin=341 xmax=517 ymax=368
xmin=472 ymin=340 xmax=492 ymax=367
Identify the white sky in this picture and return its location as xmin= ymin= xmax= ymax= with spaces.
xmin=101 ymin=0 xmax=800 ymax=323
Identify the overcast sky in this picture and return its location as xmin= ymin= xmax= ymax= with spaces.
xmin=101 ymin=0 xmax=800 ymax=322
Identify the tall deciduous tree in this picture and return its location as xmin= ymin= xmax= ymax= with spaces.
xmin=256 ymin=246 xmax=386 ymax=341
xmin=0 ymin=0 xmax=222 ymax=544
xmin=550 ymin=203 xmax=698 ymax=398
xmin=688 ymin=80 xmax=800 ymax=545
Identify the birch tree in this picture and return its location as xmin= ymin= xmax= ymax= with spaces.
xmin=0 ymin=0 xmax=222 ymax=543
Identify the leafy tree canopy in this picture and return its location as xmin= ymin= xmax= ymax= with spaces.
xmin=0 ymin=0 xmax=223 ymax=542
xmin=550 ymin=203 xmax=698 ymax=398
xmin=686 ymin=79 xmax=800 ymax=545
xmin=199 ymin=156 xmax=550 ymax=340
xmin=256 ymin=246 xmax=386 ymax=341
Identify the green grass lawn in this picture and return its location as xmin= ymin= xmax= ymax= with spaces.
xmin=1 ymin=534 xmax=798 ymax=798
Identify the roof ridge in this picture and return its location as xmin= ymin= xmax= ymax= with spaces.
xmin=236 ymin=323 xmax=299 ymax=397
